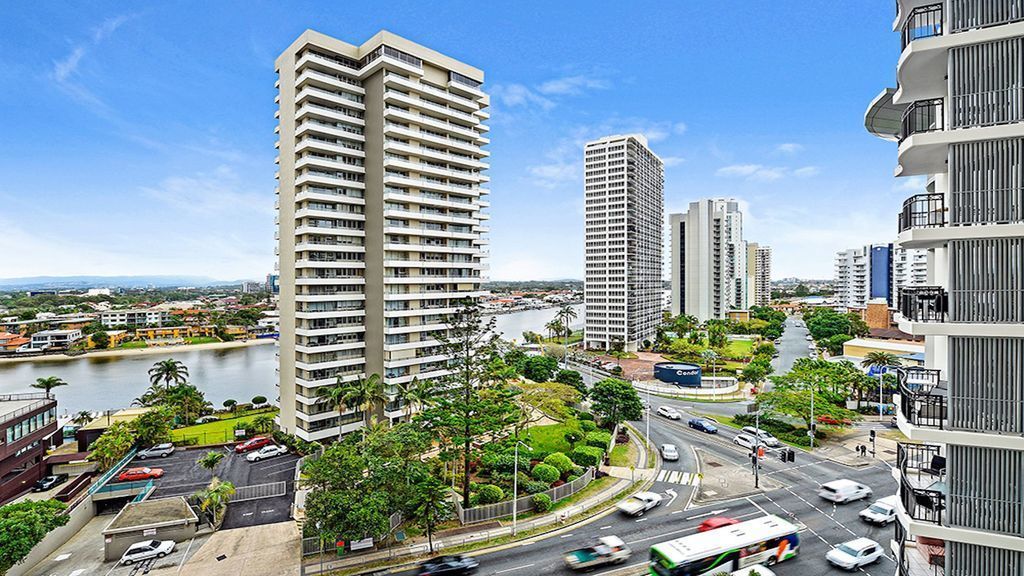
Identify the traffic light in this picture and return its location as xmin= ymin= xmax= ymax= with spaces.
xmin=786 ymin=449 xmax=795 ymax=463
xmin=869 ymin=429 xmax=877 ymax=440
xmin=778 ymin=450 xmax=787 ymax=462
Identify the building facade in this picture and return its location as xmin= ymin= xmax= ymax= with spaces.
xmin=746 ymin=243 xmax=772 ymax=308
xmin=670 ymin=198 xmax=746 ymax=321
xmin=835 ymin=244 xmax=928 ymax=309
xmin=865 ymin=3 xmax=1024 ymax=573
xmin=275 ymin=30 xmax=490 ymax=441
xmin=100 ymin=309 xmax=171 ymax=328
xmin=583 ymin=134 xmax=664 ymax=352
xmin=0 ymin=393 xmax=58 ymax=503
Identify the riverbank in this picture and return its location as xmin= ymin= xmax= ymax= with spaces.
xmin=0 ymin=338 xmax=275 ymax=365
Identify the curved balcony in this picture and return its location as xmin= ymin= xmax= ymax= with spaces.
xmin=898 ymin=368 xmax=947 ymax=429
xmin=900 ymin=98 xmax=944 ymax=142
xmin=895 ymin=520 xmax=946 ymax=576
xmin=898 ymin=442 xmax=947 ymax=525
xmin=899 ymin=193 xmax=947 ymax=232
xmin=900 ymin=286 xmax=949 ymax=323
xmin=901 ymin=4 xmax=943 ymax=50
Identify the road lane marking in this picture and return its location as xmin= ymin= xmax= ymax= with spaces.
xmin=593 ymin=561 xmax=649 ymax=576
xmin=176 ymin=537 xmax=196 ymax=574
xmin=656 ymin=470 xmax=668 ymax=482
xmin=559 ymin=533 xmax=574 ymax=538
xmin=685 ymin=508 xmax=728 ymax=520
xmin=69 ymin=570 xmax=85 ymax=576
xmin=671 ymin=510 xmax=683 ymax=514
xmin=494 ymin=563 xmax=535 ymax=573
xmin=54 ymin=553 xmax=71 ymax=562
xmin=745 ymin=496 xmax=769 ymax=515
xmin=635 ymin=518 xmax=648 ymax=522
xmin=599 ymin=525 xmax=611 ymax=530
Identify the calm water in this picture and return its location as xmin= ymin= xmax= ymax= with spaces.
xmin=0 ymin=306 xmax=583 ymax=415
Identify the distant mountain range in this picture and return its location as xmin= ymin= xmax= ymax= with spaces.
xmin=0 ymin=275 xmax=253 ymax=290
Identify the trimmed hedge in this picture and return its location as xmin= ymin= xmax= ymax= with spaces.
xmin=532 ymin=493 xmax=553 ymax=513
xmin=531 ymin=463 xmax=560 ymax=484
xmin=477 ymin=484 xmax=504 ymax=504
xmin=523 ymin=480 xmax=550 ymax=494
xmin=481 ymin=452 xmax=531 ymax=475
xmin=578 ymin=412 xmax=595 ymax=421
xmin=570 ymin=445 xmax=604 ymax=467
xmin=580 ymin=420 xmax=597 ymax=432
xmin=543 ymin=452 xmax=575 ymax=475
xmin=585 ymin=430 xmax=612 ymax=450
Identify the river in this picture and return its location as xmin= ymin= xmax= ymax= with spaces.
xmin=0 ymin=304 xmax=584 ymax=415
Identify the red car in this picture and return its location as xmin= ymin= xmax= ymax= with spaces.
xmin=117 ymin=467 xmax=164 ymax=482
xmin=817 ymin=415 xmax=853 ymax=426
xmin=235 ymin=436 xmax=272 ymax=454
xmin=697 ymin=516 xmax=740 ymax=533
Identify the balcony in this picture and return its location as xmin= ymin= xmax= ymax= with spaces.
xmin=898 ymin=369 xmax=947 ymax=429
xmin=898 ymin=442 xmax=947 ymax=525
xmin=896 ymin=520 xmax=945 ymax=576
xmin=901 ymin=4 xmax=943 ymax=50
xmin=900 ymin=98 xmax=944 ymax=142
xmin=899 ymin=286 xmax=948 ymax=323
xmin=899 ymin=193 xmax=946 ymax=232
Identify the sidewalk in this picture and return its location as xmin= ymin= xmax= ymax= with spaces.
xmin=303 ymin=428 xmax=654 ymax=575
xmin=814 ymin=423 xmax=901 ymax=467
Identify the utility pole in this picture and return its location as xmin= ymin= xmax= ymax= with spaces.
xmin=878 ymin=367 xmax=886 ymax=423
xmin=809 ymin=385 xmax=815 ymax=450
xmin=512 ymin=440 xmax=532 ymax=536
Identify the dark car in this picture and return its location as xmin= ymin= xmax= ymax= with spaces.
xmin=688 ymin=418 xmax=718 ymax=434
xmin=417 ymin=554 xmax=480 ymax=575
xmin=234 ymin=436 xmax=273 ymax=454
xmin=33 ymin=473 xmax=69 ymax=492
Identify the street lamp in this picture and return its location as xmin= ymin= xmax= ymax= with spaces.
xmin=635 ymin=380 xmax=650 ymax=453
xmin=512 ymin=439 xmax=532 ymax=536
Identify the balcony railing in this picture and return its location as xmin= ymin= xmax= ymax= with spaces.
xmin=902 ymin=3 xmax=944 ymax=50
xmin=896 ymin=520 xmax=946 ymax=576
xmin=899 ymin=286 xmax=948 ymax=322
xmin=899 ymin=377 xmax=947 ymax=429
xmin=898 ymin=442 xmax=947 ymax=525
xmin=899 ymin=193 xmax=947 ymax=232
xmin=897 ymin=367 xmax=942 ymax=392
xmin=900 ymin=98 xmax=945 ymax=142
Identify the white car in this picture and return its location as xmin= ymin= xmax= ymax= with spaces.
xmin=733 ymin=433 xmax=758 ymax=450
xmin=657 ymin=406 xmax=681 ymax=420
xmin=819 ymin=479 xmax=873 ymax=504
xmin=615 ymin=491 xmax=663 ymax=516
xmin=826 ymin=537 xmax=883 ymax=570
xmin=137 ymin=443 xmax=175 ymax=459
xmin=120 ymin=539 xmax=175 ymax=565
xmin=741 ymin=426 xmax=780 ymax=447
xmin=246 ymin=444 xmax=288 ymax=462
xmin=805 ymin=335 xmax=813 ymax=341
xmin=731 ymin=567 xmax=776 ymax=576
xmin=660 ymin=444 xmax=679 ymax=461
xmin=859 ymin=495 xmax=899 ymax=525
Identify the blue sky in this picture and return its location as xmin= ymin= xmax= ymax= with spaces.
xmin=0 ymin=1 xmax=916 ymax=281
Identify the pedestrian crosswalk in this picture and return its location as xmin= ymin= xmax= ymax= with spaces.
xmin=654 ymin=469 xmax=701 ymax=486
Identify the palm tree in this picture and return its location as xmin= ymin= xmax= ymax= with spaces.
xmin=406 ymin=377 xmax=436 ymax=415
xmin=196 ymin=451 xmax=224 ymax=476
xmin=72 ymin=411 xmax=93 ymax=428
xmin=31 ymin=376 xmax=68 ymax=398
xmin=148 ymin=359 xmax=189 ymax=389
xmin=195 ymin=478 xmax=236 ymax=525
xmin=251 ymin=414 xmax=275 ymax=433
xmin=861 ymin=351 xmax=901 ymax=408
xmin=544 ymin=319 xmax=564 ymax=341
xmin=410 ymin=478 xmax=451 ymax=553
xmin=557 ymin=305 xmax=578 ymax=361
xmin=344 ymin=373 xmax=387 ymax=432
xmin=316 ymin=375 xmax=356 ymax=443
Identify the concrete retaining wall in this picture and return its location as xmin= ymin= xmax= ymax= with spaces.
xmin=633 ymin=378 xmax=739 ymax=397
xmin=8 ymin=496 xmax=96 ymax=576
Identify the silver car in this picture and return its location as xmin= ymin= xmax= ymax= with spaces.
xmin=120 ymin=539 xmax=175 ymax=565
xmin=660 ymin=444 xmax=680 ymax=461
xmin=137 ymin=443 xmax=175 ymax=459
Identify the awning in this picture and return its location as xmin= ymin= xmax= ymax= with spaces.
xmin=864 ymin=87 xmax=907 ymax=141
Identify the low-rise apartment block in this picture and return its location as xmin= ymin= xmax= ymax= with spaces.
xmin=0 ymin=393 xmax=59 ymax=503
xmin=100 ymin=309 xmax=171 ymax=328
xmin=28 ymin=329 xmax=83 ymax=351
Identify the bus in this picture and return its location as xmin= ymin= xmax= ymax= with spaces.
xmin=649 ymin=515 xmax=799 ymax=576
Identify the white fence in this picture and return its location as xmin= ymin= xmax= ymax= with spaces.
xmin=633 ymin=378 xmax=739 ymax=397
xmin=451 ymin=467 xmax=595 ymax=524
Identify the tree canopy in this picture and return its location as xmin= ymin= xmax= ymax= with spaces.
xmin=0 ymin=499 xmax=69 ymax=573
xmin=589 ymin=378 xmax=643 ymax=426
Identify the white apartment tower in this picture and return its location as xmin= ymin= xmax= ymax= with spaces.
xmin=746 ymin=243 xmax=772 ymax=308
xmin=834 ymin=244 xmax=928 ymax=309
xmin=670 ymin=198 xmax=747 ymax=321
xmin=583 ymin=134 xmax=664 ymax=352
xmin=275 ymin=30 xmax=490 ymax=441
xmin=866 ymin=3 xmax=1024 ymax=574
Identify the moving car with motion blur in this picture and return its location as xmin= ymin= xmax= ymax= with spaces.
xmin=564 ymin=536 xmax=631 ymax=570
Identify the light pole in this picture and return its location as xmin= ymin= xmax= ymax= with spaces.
xmin=809 ymin=384 xmax=815 ymax=450
xmin=877 ymin=367 xmax=886 ymax=423
xmin=512 ymin=439 xmax=532 ymax=536
xmin=636 ymin=380 xmax=651 ymax=453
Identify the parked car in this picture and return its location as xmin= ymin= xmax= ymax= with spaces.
xmin=697 ymin=516 xmax=740 ymax=532
xmin=234 ymin=436 xmax=273 ymax=454
xmin=660 ymin=444 xmax=680 ymax=461
xmin=417 ymin=554 xmax=479 ymax=575
xmin=117 ymin=467 xmax=165 ymax=482
xmin=816 ymin=415 xmax=853 ymax=426
xmin=657 ymin=406 xmax=682 ymax=420
xmin=825 ymin=538 xmax=883 ymax=570
xmin=33 ymin=473 xmax=69 ymax=492
xmin=807 ymin=343 xmax=816 ymax=350
xmin=818 ymin=479 xmax=872 ymax=504
xmin=120 ymin=539 xmax=176 ymax=565
xmin=741 ymin=426 xmax=780 ymax=447
xmin=733 ymin=433 xmax=758 ymax=450
xmin=859 ymin=495 xmax=899 ymax=525
xmin=196 ymin=415 xmax=220 ymax=424
xmin=616 ymin=491 xmax=663 ymax=516
xmin=805 ymin=335 xmax=813 ymax=341
xmin=137 ymin=443 xmax=175 ymax=459
xmin=688 ymin=418 xmax=718 ymax=434
xmin=563 ymin=536 xmax=631 ymax=570
xmin=246 ymin=444 xmax=288 ymax=462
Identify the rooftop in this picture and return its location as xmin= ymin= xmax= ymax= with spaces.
xmin=79 ymin=407 xmax=153 ymax=431
xmin=104 ymin=496 xmax=198 ymax=534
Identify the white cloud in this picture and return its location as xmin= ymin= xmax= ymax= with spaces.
xmin=51 ymin=14 xmax=132 ymax=111
xmin=53 ymin=46 xmax=86 ymax=82
xmin=776 ymin=143 xmax=803 ymax=154
xmin=490 ymin=83 xmax=555 ymax=111
xmin=528 ymin=162 xmax=579 ymax=188
xmin=538 ymin=74 xmax=609 ymax=96
xmin=673 ymin=122 xmax=688 ymax=135
xmin=141 ymin=166 xmax=274 ymax=218
xmin=662 ymin=156 xmax=686 ymax=167
xmin=716 ymin=164 xmax=786 ymax=181
xmin=894 ymin=175 xmax=927 ymax=191
xmin=92 ymin=14 xmax=130 ymax=42
xmin=794 ymin=166 xmax=820 ymax=178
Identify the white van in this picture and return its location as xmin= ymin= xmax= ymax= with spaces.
xmin=819 ymin=479 xmax=873 ymax=504
xmin=741 ymin=426 xmax=780 ymax=447
xmin=731 ymin=567 xmax=777 ymax=576
xmin=859 ymin=495 xmax=899 ymax=525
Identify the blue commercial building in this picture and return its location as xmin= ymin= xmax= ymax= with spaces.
xmin=869 ymin=244 xmax=893 ymax=305
xmin=653 ymin=362 xmax=703 ymax=387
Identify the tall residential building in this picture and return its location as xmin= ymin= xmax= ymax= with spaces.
xmin=583 ymin=134 xmax=663 ymax=352
xmin=670 ymin=198 xmax=746 ymax=321
xmin=275 ymin=30 xmax=490 ymax=441
xmin=746 ymin=243 xmax=772 ymax=307
xmin=891 ymin=245 xmax=928 ymax=308
xmin=865 ymin=3 xmax=1024 ymax=573
xmin=834 ymin=243 xmax=927 ymax=309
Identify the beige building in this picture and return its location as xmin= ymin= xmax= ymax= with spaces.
xmin=670 ymin=198 xmax=746 ymax=321
xmin=746 ymin=243 xmax=772 ymax=308
xmin=275 ymin=30 xmax=490 ymax=441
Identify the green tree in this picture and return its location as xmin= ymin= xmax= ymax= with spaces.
xmin=251 ymin=395 xmax=268 ymax=406
xmin=343 ymin=373 xmax=387 ymax=432
xmin=589 ymin=378 xmax=643 ymax=426
xmin=197 ymin=451 xmax=225 ymax=475
xmin=556 ymin=305 xmax=578 ymax=358
xmin=707 ymin=323 xmax=728 ymax=349
xmin=148 ymin=358 xmax=190 ymax=389
xmin=316 ymin=376 xmax=357 ymax=443
xmin=303 ymin=442 xmax=394 ymax=544
xmin=131 ymin=406 xmax=174 ymax=446
xmin=91 ymin=330 xmax=110 ymax=349
xmin=72 ymin=411 xmax=93 ymax=427
xmin=88 ymin=421 xmax=137 ymax=469
xmin=251 ymin=414 xmax=275 ymax=433
xmin=405 ymin=377 xmax=437 ymax=415
xmin=861 ymin=351 xmax=901 ymax=372
xmin=554 ymin=369 xmax=586 ymax=398
xmin=794 ymin=284 xmax=810 ymax=297
xmin=847 ymin=312 xmax=870 ymax=337
xmin=31 ymin=376 xmax=67 ymax=399
xmin=564 ymin=429 xmax=583 ymax=449
xmin=163 ymin=383 xmax=212 ymax=425
xmin=194 ymin=478 xmax=236 ymax=525
xmin=523 ymin=355 xmax=558 ymax=382
xmin=0 ymin=499 xmax=70 ymax=573
xmin=223 ymin=399 xmax=238 ymax=413
xmin=740 ymin=357 xmax=774 ymax=384
xmin=757 ymin=388 xmax=859 ymax=430
xmin=409 ymin=478 xmax=451 ymax=553
xmin=820 ymin=334 xmax=854 ymax=356
xmin=521 ymin=331 xmax=543 ymax=344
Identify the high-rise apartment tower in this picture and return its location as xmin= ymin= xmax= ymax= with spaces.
xmin=746 ymin=243 xmax=772 ymax=308
xmin=275 ymin=30 xmax=490 ymax=441
xmin=583 ymin=134 xmax=664 ymax=352
xmin=670 ymin=198 xmax=746 ymax=321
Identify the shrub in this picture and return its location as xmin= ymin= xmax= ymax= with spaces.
xmin=477 ymin=484 xmax=504 ymax=505
xmin=578 ymin=412 xmax=595 ymax=421
xmin=566 ymin=474 xmax=579 ymax=483
xmin=585 ymin=430 xmax=612 ymax=450
xmin=543 ymin=452 xmax=575 ymax=475
xmin=469 ymin=494 xmax=480 ymax=507
xmin=580 ymin=420 xmax=597 ymax=432
xmin=481 ymin=452 xmax=530 ymax=475
xmin=570 ymin=445 xmax=604 ymax=467
xmin=572 ymin=465 xmax=585 ymax=476
xmin=531 ymin=463 xmax=560 ymax=484
xmin=531 ymin=493 xmax=553 ymax=513
xmin=523 ymin=480 xmax=549 ymax=494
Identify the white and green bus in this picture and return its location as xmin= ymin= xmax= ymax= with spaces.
xmin=649 ymin=515 xmax=800 ymax=576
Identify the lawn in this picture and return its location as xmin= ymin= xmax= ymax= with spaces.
xmin=185 ymin=336 xmax=220 ymax=344
xmin=723 ymin=339 xmax=755 ymax=358
xmin=543 ymin=330 xmax=583 ymax=345
xmin=609 ymin=441 xmax=637 ymax=467
xmin=118 ymin=341 xmax=148 ymax=349
xmin=521 ymin=423 xmax=574 ymax=454
xmin=170 ymin=407 xmax=277 ymax=441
